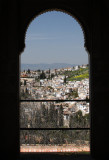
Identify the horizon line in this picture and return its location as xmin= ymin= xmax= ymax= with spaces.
xmin=21 ymin=63 xmax=88 ymax=65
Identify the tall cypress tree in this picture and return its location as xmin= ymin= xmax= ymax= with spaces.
xmin=58 ymin=105 xmax=63 ymax=127
xmin=35 ymin=110 xmax=42 ymax=128
xmin=49 ymin=103 xmax=55 ymax=127
xmin=64 ymin=76 xmax=67 ymax=84
xmin=40 ymin=70 xmax=46 ymax=79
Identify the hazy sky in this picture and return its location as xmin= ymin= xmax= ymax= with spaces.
xmin=21 ymin=11 xmax=88 ymax=65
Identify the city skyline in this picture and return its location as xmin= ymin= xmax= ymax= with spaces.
xmin=21 ymin=11 xmax=88 ymax=65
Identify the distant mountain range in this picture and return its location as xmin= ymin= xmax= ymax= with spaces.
xmin=21 ymin=63 xmax=78 ymax=71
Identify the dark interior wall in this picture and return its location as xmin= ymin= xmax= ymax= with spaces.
xmin=91 ymin=1 xmax=109 ymax=158
xmin=0 ymin=0 xmax=109 ymax=159
xmin=0 ymin=0 xmax=20 ymax=158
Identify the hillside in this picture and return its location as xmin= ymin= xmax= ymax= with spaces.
xmin=64 ymin=67 xmax=89 ymax=81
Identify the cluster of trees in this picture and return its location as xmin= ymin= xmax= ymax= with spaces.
xmin=20 ymin=102 xmax=90 ymax=146
xmin=66 ymin=89 xmax=79 ymax=99
xmin=20 ymin=103 xmax=64 ymax=128
xmin=69 ymin=110 xmax=90 ymax=128
xmin=34 ymin=104 xmax=63 ymax=128
xmin=39 ymin=71 xmax=55 ymax=80
xmin=20 ymin=103 xmax=89 ymax=128
xmin=20 ymin=88 xmax=33 ymax=100
xmin=20 ymin=130 xmax=90 ymax=145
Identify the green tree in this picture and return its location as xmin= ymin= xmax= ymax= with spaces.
xmin=41 ymin=104 xmax=49 ymax=127
xmin=51 ymin=73 xmax=54 ymax=80
xmin=69 ymin=110 xmax=90 ymax=128
xmin=53 ymin=109 xmax=58 ymax=127
xmin=24 ymin=80 xmax=26 ymax=86
xmin=37 ymin=69 xmax=41 ymax=72
xmin=72 ymin=89 xmax=78 ymax=98
xmin=58 ymin=105 xmax=63 ymax=127
xmin=49 ymin=68 xmax=50 ymax=74
xmin=48 ymin=103 xmax=55 ymax=126
xmin=40 ymin=70 xmax=46 ymax=79
xmin=35 ymin=110 xmax=42 ymax=128
xmin=64 ymin=76 xmax=67 ymax=84
xmin=27 ymin=69 xmax=30 ymax=74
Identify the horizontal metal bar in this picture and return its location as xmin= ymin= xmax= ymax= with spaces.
xmin=20 ymin=99 xmax=90 ymax=102
xmin=20 ymin=128 xmax=90 ymax=130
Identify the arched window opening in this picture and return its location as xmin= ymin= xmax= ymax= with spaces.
xmin=20 ymin=10 xmax=90 ymax=154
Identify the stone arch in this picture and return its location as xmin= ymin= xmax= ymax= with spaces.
xmin=19 ymin=6 xmax=91 ymax=55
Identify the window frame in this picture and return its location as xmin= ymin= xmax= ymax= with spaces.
xmin=19 ymin=6 xmax=92 ymax=160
